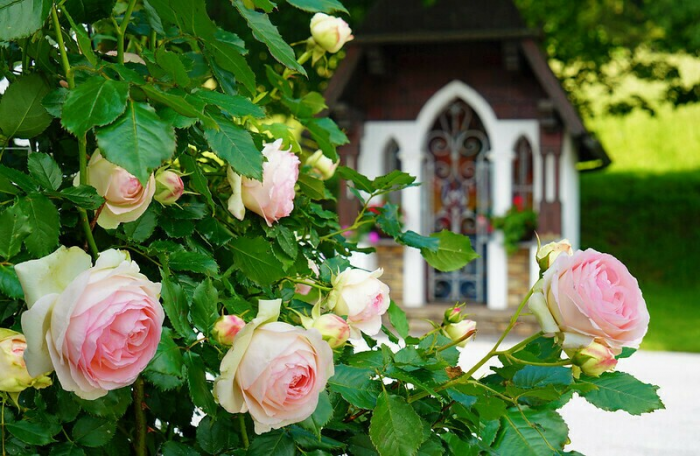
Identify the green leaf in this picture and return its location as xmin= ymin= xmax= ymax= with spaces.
xmin=62 ymin=77 xmax=129 ymax=137
xmin=336 ymin=166 xmax=374 ymax=192
xmin=63 ymin=0 xmax=116 ymax=22
xmin=303 ymin=118 xmax=348 ymax=161
xmin=161 ymin=441 xmax=201 ymax=456
xmin=616 ymin=347 xmax=637 ymax=359
xmin=96 ymin=100 xmax=176 ymax=184
xmin=18 ymin=193 xmax=59 ymax=257
xmin=230 ymin=236 xmax=287 ymax=285
xmin=71 ymin=416 xmax=116 ymax=447
xmin=0 ymin=74 xmax=52 ymax=138
xmin=421 ymin=230 xmax=479 ymax=272
xmin=204 ymin=118 xmax=263 ymax=180
xmin=141 ymin=86 xmax=215 ymax=129
xmin=143 ymin=0 xmax=215 ymax=37
xmin=58 ymin=185 xmax=105 ymax=210
xmin=169 ymin=250 xmax=218 ymax=275
xmin=376 ymin=203 xmax=402 ymax=238
xmin=233 ymin=1 xmax=306 ymax=76
xmin=286 ymin=0 xmax=348 ymax=14
xmin=194 ymin=90 xmax=265 ymax=118
xmin=373 ymin=170 xmax=416 ymax=191
xmin=0 ymin=204 xmax=30 ymax=259
xmin=0 ymin=164 xmax=37 ymax=193
xmin=0 ymin=0 xmax=50 ymax=41
xmin=512 ymin=366 xmax=573 ymax=389
xmin=289 ymin=426 xmax=345 ymax=452
xmin=156 ymin=48 xmax=191 ymax=87
xmin=42 ymin=88 xmax=68 ymax=117
xmin=327 ymin=365 xmax=380 ymax=410
xmin=206 ymin=41 xmax=257 ymax=96
xmin=185 ymin=351 xmax=217 ymax=415
xmin=160 ymin=270 xmax=195 ymax=340
xmin=73 ymin=388 xmax=132 ymax=419
xmin=369 ymin=392 xmax=426 ymax=456
xmin=282 ymin=92 xmax=327 ymax=118
xmin=579 ymin=371 xmax=664 ymax=415
xmin=196 ymin=218 xmax=234 ymax=246
xmin=196 ymin=416 xmax=238 ymax=455
xmin=398 ymin=231 xmax=439 ymax=252
xmin=348 ymin=435 xmax=379 ymax=456
xmin=248 ymin=429 xmax=295 ymax=456
xmin=144 ymin=328 xmax=186 ymax=390
xmin=5 ymin=419 xmax=56 ymax=445
xmin=473 ymin=395 xmax=507 ymax=421
xmin=0 ymin=265 xmax=23 ymax=298
xmin=416 ymin=435 xmax=445 ymax=456
xmin=387 ymin=301 xmax=409 ymax=339
xmin=493 ymin=408 xmax=569 ymax=456
xmin=191 ymin=278 xmax=218 ymax=334
xmin=180 ymin=155 xmax=214 ymax=209
xmin=299 ymin=391 xmax=333 ymax=437
xmin=121 ymin=206 xmax=157 ymax=242
xmin=48 ymin=442 xmax=86 ymax=456
xmin=297 ymin=173 xmax=327 ymax=200
xmin=27 ymin=153 xmax=61 ymax=190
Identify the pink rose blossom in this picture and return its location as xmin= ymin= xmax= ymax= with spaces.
xmin=17 ymin=248 xmax=163 ymax=399
xmin=327 ymin=268 xmax=390 ymax=338
xmin=571 ymin=339 xmax=618 ymax=377
xmin=227 ymin=139 xmax=300 ymax=226
xmin=0 ymin=329 xmax=51 ymax=393
xmin=443 ymin=320 xmax=477 ymax=348
xmin=84 ymin=151 xmax=155 ymax=229
xmin=541 ymin=249 xmax=649 ymax=352
xmin=215 ymin=300 xmax=333 ymax=434
xmin=305 ymin=314 xmax=350 ymax=349
xmin=310 ymin=13 xmax=354 ymax=54
xmin=154 ymin=169 xmax=184 ymax=205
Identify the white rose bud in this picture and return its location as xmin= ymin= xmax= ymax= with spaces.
xmin=305 ymin=150 xmax=338 ymax=180
xmin=154 ymin=169 xmax=184 ymax=205
xmin=0 ymin=329 xmax=51 ymax=393
xmin=212 ymin=315 xmax=246 ymax=346
xmin=536 ymin=239 xmax=573 ymax=271
xmin=443 ymin=320 xmax=477 ymax=348
xmin=304 ymin=314 xmax=350 ymax=349
xmin=310 ymin=13 xmax=354 ymax=54
xmin=571 ymin=340 xmax=618 ymax=377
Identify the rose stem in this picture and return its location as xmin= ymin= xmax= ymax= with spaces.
xmin=238 ymin=414 xmax=249 ymax=449
xmin=134 ymin=377 xmax=147 ymax=456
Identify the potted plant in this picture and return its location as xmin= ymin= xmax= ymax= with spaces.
xmin=492 ymin=196 xmax=538 ymax=254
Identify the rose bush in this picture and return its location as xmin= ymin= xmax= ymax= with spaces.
xmin=16 ymin=247 xmax=163 ymax=399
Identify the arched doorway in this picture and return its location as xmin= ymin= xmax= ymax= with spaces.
xmin=424 ymin=99 xmax=491 ymax=303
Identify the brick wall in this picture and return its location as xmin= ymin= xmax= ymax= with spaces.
xmin=507 ymin=247 xmax=531 ymax=308
xmin=374 ymin=242 xmax=404 ymax=305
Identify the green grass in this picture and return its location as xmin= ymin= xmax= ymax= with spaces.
xmin=580 ymin=94 xmax=700 ymax=352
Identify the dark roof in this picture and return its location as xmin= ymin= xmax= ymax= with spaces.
xmin=357 ymin=0 xmax=537 ymax=44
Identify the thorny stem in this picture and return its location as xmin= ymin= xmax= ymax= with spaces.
xmin=238 ymin=414 xmax=249 ymax=449
xmin=134 ymin=377 xmax=147 ymax=456
xmin=51 ymin=6 xmax=74 ymax=88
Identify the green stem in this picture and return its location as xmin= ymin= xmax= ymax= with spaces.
xmin=117 ymin=0 xmax=137 ymax=64
xmin=133 ymin=377 xmax=147 ymax=456
xmin=436 ymin=329 xmax=476 ymax=353
xmin=319 ymin=218 xmax=375 ymax=241
xmin=2 ymin=396 xmax=6 ymax=456
xmin=51 ymin=6 xmax=74 ymax=88
xmin=494 ymin=330 xmax=544 ymax=357
xmin=286 ymin=277 xmax=332 ymax=291
xmin=502 ymin=353 xmax=571 ymax=367
xmin=78 ymin=138 xmax=99 ymax=258
xmin=408 ymin=287 xmax=536 ymax=403
xmin=238 ymin=414 xmax=249 ymax=449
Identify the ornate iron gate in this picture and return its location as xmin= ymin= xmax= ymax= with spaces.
xmin=424 ymin=99 xmax=491 ymax=303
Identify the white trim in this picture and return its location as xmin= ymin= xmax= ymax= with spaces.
xmin=560 ymin=133 xmax=580 ymax=249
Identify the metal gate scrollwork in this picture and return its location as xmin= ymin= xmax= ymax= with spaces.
xmin=424 ymin=99 xmax=491 ymax=303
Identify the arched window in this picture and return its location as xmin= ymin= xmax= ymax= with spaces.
xmin=383 ymin=138 xmax=401 ymax=206
xmin=425 ymin=99 xmax=490 ymax=303
xmin=512 ymin=136 xmax=534 ymax=210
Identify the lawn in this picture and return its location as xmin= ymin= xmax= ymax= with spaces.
xmin=580 ymin=101 xmax=700 ymax=353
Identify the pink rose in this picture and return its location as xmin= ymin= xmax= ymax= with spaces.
xmin=154 ymin=169 xmax=184 ymax=205
xmin=310 ymin=13 xmax=354 ymax=53
xmin=327 ymin=268 xmax=390 ymax=338
xmin=305 ymin=150 xmax=338 ymax=180
xmin=16 ymin=247 xmax=164 ymax=399
xmin=227 ymin=139 xmax=300 ymax=226
xmin=443 ymin=320 xmax=477 ymax=348
xmin=303 ymin=313 xmax=350 ymax=349
xmin=84 ymin=151 xmax=155 ymax=229
xmin=536 ymin=239 xmax=573 ymax=271
xmin=0 ymin=329 xmax=51 ymax=393
xmin=541 ymin=249 xmax=649 ymax=351
xmin=215 ymin=300 xmax=333 ymax=434
xmin=212 ymin=315 xmax=246 ymax=346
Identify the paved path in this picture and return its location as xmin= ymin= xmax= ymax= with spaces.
xmin=458 ymin=337 xmax=700 ymax=455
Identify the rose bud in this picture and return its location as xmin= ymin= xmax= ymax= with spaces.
xmin=305 ymin=150 xmax=338 ymax=180
xmin=0 ymin=329 xmax=51 ymax=393
xmin=444 ymin=304 xmax=464 ymax=324
xmin=571 ymin=340 xmax=618 ymax=377
xmin=443 ymin=320 xmax=477 ymax=348
xmin=536 ymin=239 xmax=573 ymax=271
xmin=213 ymin=315 xmax=246 ymax=346
xmin=310 ymin=13 xmax=354 ymax=54
xmin=154 ymin=169 xmax=184 ymax=205
xmin=303 ymin=314 xmax=350 ymax=349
